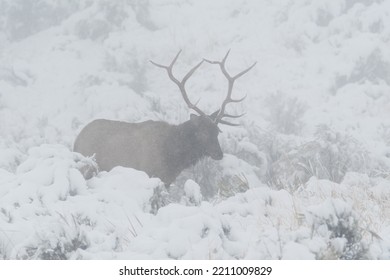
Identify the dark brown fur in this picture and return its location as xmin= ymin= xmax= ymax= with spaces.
xmin=73 ymin=115 xmax=222 ymax=185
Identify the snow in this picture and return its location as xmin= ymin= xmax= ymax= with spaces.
xmin=182 ymin=179 xmax=202 ymax=206
xmin=1 ymin=0 xmax=390 ymax=259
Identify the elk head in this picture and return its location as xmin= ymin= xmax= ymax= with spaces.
xmin=150 ymin=50 xmax=256 ymax=161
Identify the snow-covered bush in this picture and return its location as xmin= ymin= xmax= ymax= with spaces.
xmin=265 ymin=125 xmax=377 ymax=191
xmin=264 ymin=92 xmax=307 ymax=135
xmin=16 ymin=214 xmax=90 ymax=260
xmin=175 ymin=149 xmax=261 ymax=201
xmin=1 ymin=0 xmax=79 ymax=41
xmin=149 ymin=183 xmax=170 ymax=214
xmin=181 ymin=179 xmax=202 ymax=206
xmin=0 ymin=145 xmax=163 ymax=259
xmin=217 ymin=173 xmax=249 ymax=200
xmin=175 ymin=158 xmax=222 ymax=200
xmin=0 ymin=147 xmax=23 ymax=172
xmin=307 ymin=199 xmax=368 ymax=260
xmin=128 ymin=0 xmax=157 ymax=31
xmin=333 ymin=49 xmax=390 ymax=93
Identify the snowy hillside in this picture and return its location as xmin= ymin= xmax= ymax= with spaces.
xmin=0 ymin=0 xmax=390 ymax=259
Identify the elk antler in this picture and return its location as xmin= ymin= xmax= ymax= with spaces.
xmin=204 ymin=50 xmax=256 ymax=126
xmin=150 ymin=50 xmax=206 ymax=117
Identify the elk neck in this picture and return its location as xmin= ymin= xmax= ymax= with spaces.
xmin=166 ymin=120 xmax=206 ymax=170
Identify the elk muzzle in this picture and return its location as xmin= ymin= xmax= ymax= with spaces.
xmin=209 ymin=144 xmax=223 ymax=160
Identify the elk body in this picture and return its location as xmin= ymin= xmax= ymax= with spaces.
xmin=74 ymin=51 xmax=256 ymax=186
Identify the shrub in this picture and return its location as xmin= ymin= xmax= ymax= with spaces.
xmin=307 ymin=199 xmax=368 ymax=260
xmin=265 ymin=125 xmax=373 ymax=191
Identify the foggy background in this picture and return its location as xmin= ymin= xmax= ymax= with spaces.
xmin=0 ymin=0 xmax=389 ymax=259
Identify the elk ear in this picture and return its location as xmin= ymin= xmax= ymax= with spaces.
xmin=209 ymin=110 xmax=220 ymax=121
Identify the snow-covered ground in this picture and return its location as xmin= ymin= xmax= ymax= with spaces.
xmin=0 ymin=0 xmax=389 ymax=259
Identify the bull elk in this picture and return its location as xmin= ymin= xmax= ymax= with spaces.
xmin=73 ymin=50 xmax=256 ymax=186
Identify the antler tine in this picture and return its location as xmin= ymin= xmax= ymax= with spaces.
xmin=220 ymin=112 xmax=246 ymax=119
xmin=170 ymin=49 xmax=182 ymax=68
xmin=150 ymin=50 xmax=181 ymax=69
xmin=204 ymin=50 xmax=256 ymax=125
xmin=230 ymin=94 xmax=247 ymax=103
xmin=151 ymin=51 xmax=206 ymax=116
xmin=223 ymin=49 xmax=231 ymax=63
xmin=233 ymin=62 xmax=257 ymax=80
xmin=204 ymin=49 xmax=230 ymax=66
xmin=218 ymin=119 xmax=240 ymax=126
xmin=182 ymin=60 xmax=204 ymax=84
